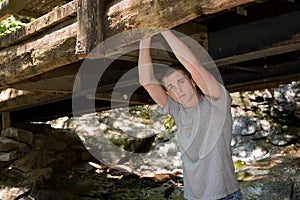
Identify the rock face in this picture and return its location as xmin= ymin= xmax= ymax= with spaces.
xmin=0 ymin=136 xmax=30 ymax=153
xmin=0 ymin=124 xmax=89 ymax=199
xmin=1 ymin=127 xmax=33 ymax=145
xmin=230 ymin=83 xmax=300 ymax=163
xmin=0 ymin=151 xmax=18 ymax=162
xmin=0 ymin=187 xmax=31 ymax=200
xmin=230 ymin=83 xmax=300 ymax=200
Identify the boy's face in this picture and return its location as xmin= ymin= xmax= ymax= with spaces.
xmin=163 ymin=70 xmax=199 ymax=108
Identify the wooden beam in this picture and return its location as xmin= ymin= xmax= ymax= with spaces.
xmin=98 ymin=0 xmax=254 ymax=56
xmin=0 ymin=0 xmax=68 ymax=20
xmin=87 ymin=92 xmax=150 ymax=105
xmin=2 ymin=112 xmax=10 ymax=129
xmin=211 ymin=10 xmax=300 ymax=66
xmin=104 ymin=0 xmax=255 ymax=38
xmin=0 ymin=22 xmax=79 ymax=87
xmin=0 ymin=0 xmax=253 ymax=87
xmin=17 ymin=0 xmax=67 ymax=18
xmin=72 ymin=79 xmax=139 ymax=100
xmin=12 ymin=75 xmax=76 ymax=93
xmin=76 ymin=0 xmax=105 ymax=56
xmin=0 ymin=88 xmax=24 ymax=102
xmin=223 ymin=60 xmax=300 ymax=85
xmin=0 ymin=91 xmax=68 ymax=112
xmin=13 ymin=63 xmax=79 ymax=83
xmin=11 ymin=64 xmax=79 ymax=93
xmin=227 ymin=73 xmax=300 ymax=92
xmin=174 ymin=22 xmax=208 ymax=50
xmin=223 ymin=59 xmax=300 ymax=91
xmin=0 ymin=0 xmax=33 ymax=20
xmin=215 ymin=38 xmax=300 ymax=66
xmin=0 ymin=0 xmax=77 ymax=49
xmin=0 ymin=0 xmax=296 ymax=90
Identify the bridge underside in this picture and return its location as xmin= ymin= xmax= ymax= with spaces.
xmin=0 ymin=0 xmax=300 ymax=123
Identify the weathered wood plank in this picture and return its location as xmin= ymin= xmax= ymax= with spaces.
xmin=12 ymin=75 xmax=76 ymax=93
xmin=0 ymin=0 xmax=253 ymax=88
xmin=22 ymin=0 xmax=66 ymax=18
xmin=211 ymin=10 xmax=300 ymax=66
xmin=3 ymin=25 xmax=299 ymax=91
xmin=200 ymin=0 xmax=257 ymax=14
xmin=0 ymin=88 xmax=25 ymax=103
xmin=14 ymin=63 xmax=79 ymax=83
xmin=8 ymin=61 xmax=78 ymax=93
xmin=224 ymin=59 xmax=300 ymax=91
xmin=174 ymin=22 xmax=208 ymax=50
xmin=0 ymin=0 xmax=33 ymax=20
xmin=0 ymin=0 xmax=67 ymax=19
xmin=104 ymin=0 xmax=255 ymax=38
xmin=215 ymin=33 xmax=300 ymax=66
xmin=76 ymin=0 xmax=105 ymax=56
xmin=87 ymin=92 xmax=150 ymax=105
xmin=0 ymin=91 xmax=68 ymax=112
xmin=0 ymin=0 xmax=296 ymax=91
xmin=84 ymin=0 xmax=253 ymax=58
xmin=0 ymin=0 xmax=77 ymax=49
xmin=227 ymin=73 xmax=300 ymax=92
xmin=0 ymin=22 xmax=79 ymax=86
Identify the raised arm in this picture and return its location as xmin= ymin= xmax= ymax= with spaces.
xmin=138 ymin=38 xmax=168 ymax=108
xmin=161 ymin=30 xmax=221 ymax=99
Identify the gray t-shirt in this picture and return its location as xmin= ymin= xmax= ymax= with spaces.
xmin=164 ymin=84 xmax=240 ymax=200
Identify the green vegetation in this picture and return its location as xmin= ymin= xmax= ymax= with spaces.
xmin=129 ymin=105 xmax=151 ymax=120
xmin=0 ymin=0 xmax=34 ymax=37
xmin=236 ymin=171 xmax=253 ymax=181
xmin=0 ymin=16 xmax=33 ymax=36
xmin=234 ymin=160 xmax=253 ymax=181
xmin=234 ymin=160 xmax=247 ymax=171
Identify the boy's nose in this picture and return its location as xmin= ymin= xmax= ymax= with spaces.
xmin=175 ymin=85 xmax=183 ymax=93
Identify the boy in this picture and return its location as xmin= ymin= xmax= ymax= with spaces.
xmin=138 ymin=30 xmax=242 ymax=200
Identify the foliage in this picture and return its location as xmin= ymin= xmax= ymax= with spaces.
xmin=129 ymin=105 xmax=151 ymax=120
xmin=128 ymin=105 xmax=176 ymax=133
xmin=0 ymin=15 xmax=33 ymax=37
xmin=163 ymin=115 xmax=175 ymax=130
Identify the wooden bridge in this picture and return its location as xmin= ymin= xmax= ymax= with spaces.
xmin=0 ymin=0 xmax=300 ymax=126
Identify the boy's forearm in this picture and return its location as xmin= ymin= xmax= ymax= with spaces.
xmin=161 ymin=30 xmax=199 ymax=69
xmin=161 ymin=30 xmax=221 ymax=98
xmin=138 ymin=38 xmax=158 ymax=85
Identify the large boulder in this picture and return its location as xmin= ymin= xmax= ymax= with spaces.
xmin=1 ymin=127 xmax=33 ymax=145
xmin=0 ymin=137 xmax=29 ymax=152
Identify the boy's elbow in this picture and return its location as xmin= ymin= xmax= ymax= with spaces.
xmin=138 ymin=78 xmax=148 ymax=86
xmin=139 ymin=76 xmax=158 ymax=87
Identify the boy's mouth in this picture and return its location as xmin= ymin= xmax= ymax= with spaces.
xmin=178 ymin=94 xmax=186 ymax=99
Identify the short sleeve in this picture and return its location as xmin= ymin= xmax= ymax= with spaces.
xmin=206 ymin=83 xmax=232 ymax=109
xmin=163 ymin=96 xmax=181 ymax=124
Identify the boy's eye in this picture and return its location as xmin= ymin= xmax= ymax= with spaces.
xmin=179 ymin=78 xmax=186 ymax=84
xmin=168 ymin=85 xmax=174 ymax=90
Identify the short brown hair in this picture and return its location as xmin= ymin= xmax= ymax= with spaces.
xmin=158 ymin=65 xmax=202 ymax=94
xmin=158 ymin=65 xmax=191 ymax=87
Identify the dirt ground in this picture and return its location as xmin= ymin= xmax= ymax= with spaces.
xmin=24 ymin=145 xmax=300 ymax=199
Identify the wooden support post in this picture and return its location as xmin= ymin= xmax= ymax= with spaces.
xmin=76 ymin=0 xmax=105 ymax=57
xmin=2 ymin=112 xmax=10 ymax=130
